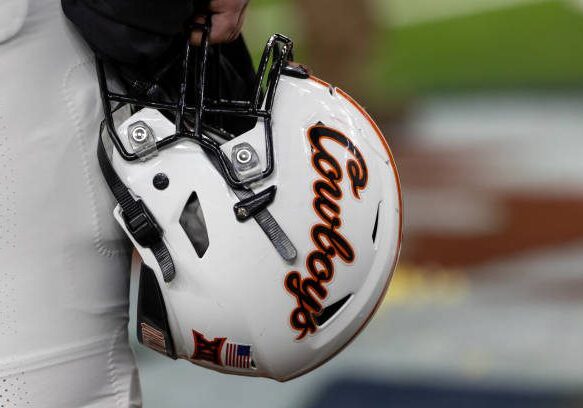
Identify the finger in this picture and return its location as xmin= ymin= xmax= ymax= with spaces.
xmin=189 ymin=15 xmax=207 ymax=46
xmin=208 ymin=11 xmax=243 ymax=44
xmin=189 ymin=0 xmax=249 ymax=46
xmin=190 ymin=12 xmax=241 ymax=45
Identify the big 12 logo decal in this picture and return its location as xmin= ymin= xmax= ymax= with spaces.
xmin=284 ymin=124 xmax=368 ymax=340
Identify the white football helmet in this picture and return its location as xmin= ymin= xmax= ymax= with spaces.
xmin=96 ymin=26 xmax=402 ymax=381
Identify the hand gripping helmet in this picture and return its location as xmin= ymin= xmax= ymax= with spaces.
xmin=96 ymin=23 xmax=402 ymax=381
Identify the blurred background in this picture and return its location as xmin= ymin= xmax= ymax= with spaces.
xmin=133 ymin=0 xmax=583 ymax=406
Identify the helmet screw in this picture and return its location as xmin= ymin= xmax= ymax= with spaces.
xmin=129 ymin=122 xmax=153 ymax=144
xmin=153 ymin=173 xmax=169 ymax=190
xmin=236 ymin=148 xmax=252 ymax=165
xmin=237 ymin=207 xmax=249 ymax=219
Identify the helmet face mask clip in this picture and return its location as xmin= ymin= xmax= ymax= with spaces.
xmin=96 ymin=19 xmax=402 ymax=382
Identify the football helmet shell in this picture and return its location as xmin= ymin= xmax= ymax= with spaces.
xmin=98 ymin=26 xmax=401 ymax=381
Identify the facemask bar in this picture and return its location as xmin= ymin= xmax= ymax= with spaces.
xmin=96 ymin=19 xmax=294 ymax=189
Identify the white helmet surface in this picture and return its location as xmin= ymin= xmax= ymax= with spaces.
xmin=98 ymin=31 xmax=402 ymax=381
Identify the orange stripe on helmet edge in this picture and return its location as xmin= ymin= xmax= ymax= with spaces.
xmin=309 ymin=75 xmax=331 ymax=88
xmin=335 ymin=85 xmax=403 ymax=343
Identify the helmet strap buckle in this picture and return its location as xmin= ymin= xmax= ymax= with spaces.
xmin=123 ymin=200 xmax=162 ymax=247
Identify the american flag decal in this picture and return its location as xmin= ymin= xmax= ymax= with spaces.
xmin=225 ymin=343 xmax=252 ymax=369
xmin=141 ymin=322 xmax=167 ymax=354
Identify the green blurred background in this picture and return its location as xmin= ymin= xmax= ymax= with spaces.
xmin=245 ymin=0 xmax=583 ymax=98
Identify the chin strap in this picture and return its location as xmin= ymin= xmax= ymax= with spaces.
xmin=97 ymin=129 xmax=176 ymax=282
xmin=232 ymin=187 xmax=297 ymax=263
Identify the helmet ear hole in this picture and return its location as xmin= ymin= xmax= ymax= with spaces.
xmin=372 ymin=201 xmax=381 ymax=244
xmin=179 ymin=192 xmax=209 ymax=258
xmin=137 ymin=264 xmax=176 ymax=358
xmin=314 ymin=294 xmax=353 ymax=327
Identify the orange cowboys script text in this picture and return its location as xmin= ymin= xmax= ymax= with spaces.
xmin=284 ymin=124 xmax=368 ymax=340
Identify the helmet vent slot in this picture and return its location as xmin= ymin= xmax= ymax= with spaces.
xmin=372 ymin=201 xmax=382 ymax=244
xmin=314 ymin=294 xmax=353 ymax=327
xmin=179 ymin=192 xmax=209 ymax=258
